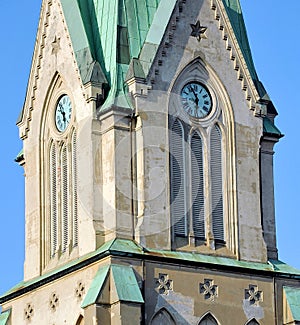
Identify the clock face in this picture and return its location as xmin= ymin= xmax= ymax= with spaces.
xmin=181 ymin=82 xmax=212 ymax=118
xmin=55 ymin=95 xmax=72 ymax=132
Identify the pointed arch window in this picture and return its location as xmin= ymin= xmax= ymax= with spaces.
xmin=48 ymin=129 xmax=78 ymax=260
xmin=198 ymin=313 xmax=218 ymax=325
xmin=169 ymin=119 xmax=225 ymax=247
xmin=150 ymin=308 xmax=176 ymax=325
xmin=245 ymin=319 xmax=260 ymax=325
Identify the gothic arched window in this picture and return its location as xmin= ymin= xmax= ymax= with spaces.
xmin=41 ymin=75 xmax=80 ymax=268
xmin=198 ymin=313 xmax=218 ymax=325
xmin=150 ymin=308 xmax=176 ymax=325
xmin=169 ymin=118 xmax=225 ymax=247
xmin=245 ymin=319 xmax=260 ymax=325
xmin=48 ymin=131 xmax=78 ymax=259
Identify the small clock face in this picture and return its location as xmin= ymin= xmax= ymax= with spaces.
xmin=55 ymin=95 xmax=72 ymax=132
xmin=181 ymin=82 xmax=212 ymax=118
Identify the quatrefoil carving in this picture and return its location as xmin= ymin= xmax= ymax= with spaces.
xmin=199 ymin=279 xmax=218 ymax=301
xmin=245 ymin=285 xmax=263 ymax=305
xmin=24 ymin=303 xmax=34 ymax=321
xmin=49 ymin=292 xmax=59 ymax=311
xmin=75 ymin=281 xmax=85 ymax=299
xmin=156 ymin=273 xmax=173 ymax=295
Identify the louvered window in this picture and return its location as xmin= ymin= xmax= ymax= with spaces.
xmin=48 ymin=131 xmax=79 ymax=260
xmin=210 ymin=125 xmax=224 ymax=242
xmin=72 ymin=130 xmax=78 ymax=247
xmin=50 ymin=143 xmax=58 ymax=256
xmin=170 ymin=116 xmax=225 ymax=246
xmin=191 ymin=132 xmax=205 ymax=239
xmin=170 ymin=120 xmax=187 ymax=237
xmin=61 ymin=145 xmax=69 ymax=253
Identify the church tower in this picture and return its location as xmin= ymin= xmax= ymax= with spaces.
xmin=1 ymin=0 xmax=300 ymax=324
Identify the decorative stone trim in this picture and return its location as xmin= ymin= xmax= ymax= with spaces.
xmin=210 ymin=0 xmax=260 ymax=112
xmin=148 ymin=0 xmax=260 ymax=113
xmin=190 ymin=20 xmax=208 ymax=42
xmin=245 ymin=285 xmax=263 ymax=305
xmin=156 ymin=273 xmax=173 ymax=295
xmin=149 ymin=0 xmax=187 ymax=85
xmin=199 ymin=279 xmax=218 ymax=301
xmin=19 ymin=0 xmax=84 ymax=139
xmin=24 ymin=303 xmax=34 ymax=321
xmin=49 ymin=292 xmax=59 ymax=311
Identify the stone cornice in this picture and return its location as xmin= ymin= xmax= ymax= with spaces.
xmin=1 ymin=239 xmax=299 ymax=305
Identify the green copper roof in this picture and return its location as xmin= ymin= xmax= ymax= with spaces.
xmin=2 ymin=239 xmax=300 ymax=305
xmin=110 ymin=264 xmax=144 ymax=303
xmin=222 ymin=1 xmax=258 ymax=83
xmin=284 ymin=286 xmax=300 ymax=321
xmin=15 ymin=148 xmax=24 ymax=163
xmin=0 ymin=309 xmax=10 ymax=325
xmin=81 ymin=263 xmax=144 ymax=308
xmin=81 ymin=264 xmax=110 ymax=308
xmin=222 ymin=0 xmax=276 ymax=101
xmin=61 ymin=0 xmax=266 ymax=108
xmin=60 ymin=0 xmax=102 ymax=85
xmin=60 ymin=0 xmax=162 ymax=112
xmin=18 ymin=0 xmax=271 ymax=124
xmin=263 ymin=117 xmax=283 ymax=138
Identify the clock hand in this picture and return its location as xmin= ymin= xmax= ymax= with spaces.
xmin=190 ymin=87 xmax=199 ymax=106
xmin=59 ymin=103 xmax=66 ymax=122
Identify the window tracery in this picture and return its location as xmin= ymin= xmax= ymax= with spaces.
xmin=41 ymin=79 xmax=78 ymax=266
xmin=169 ymin=59 xmax=234 ymax=251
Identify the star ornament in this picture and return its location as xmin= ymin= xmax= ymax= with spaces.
xmin=190 ymin=20 xmax=208 ymax=42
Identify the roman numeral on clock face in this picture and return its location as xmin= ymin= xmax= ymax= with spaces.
xmin=180 ymin=82 xmax=212 ymax=119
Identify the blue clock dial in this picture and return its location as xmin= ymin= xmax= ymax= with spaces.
xmin=55 ymin=95 xmax=72 ymax=132
xmin=181 ymin=82 xmax=212 ymax=118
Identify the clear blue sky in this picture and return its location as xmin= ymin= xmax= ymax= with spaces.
xmin=0 ymin=1 xmax=299 ymax=296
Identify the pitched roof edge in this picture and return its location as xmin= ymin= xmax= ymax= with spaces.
xmin=263 ymin=117 xmax=283 ymax=139
xmin=16 ymin=1 xmax=44 ymax=127
xmin=81 ymin=264 xmax=110 ymax=308
xmin=139 ymin=0 xmax=177 ymax=78
xmin=214 ymin=0 xmax=260 ymax=106
xmin=60 ymin=0 xmax=96 ymax=84
xmin=110 ymin=264 xmax=144 ymax=303
xmin=0 ymin=309 xmax=11 ymax=325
